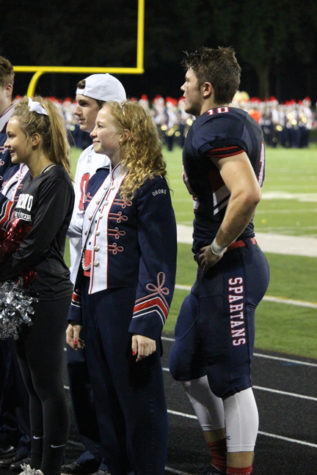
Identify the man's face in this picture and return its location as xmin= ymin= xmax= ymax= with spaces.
xmin=180 ymin=68 xmax=202 ymax=117
xmin=74 ymin=94 xmax=100 ymax=133
xmin=0 ymin=83 xmax=12 ymax=116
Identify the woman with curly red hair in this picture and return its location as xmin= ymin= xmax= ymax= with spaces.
xmin=66 ymin=101 xmax=177 ymax=474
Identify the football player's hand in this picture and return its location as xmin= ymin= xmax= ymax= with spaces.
xmin=131 ymin=334 xmax=156 ymax=362
xmin=66 ymin=323 xmax=85 ymax=350
xmin=198 ymin=245 xmax=222 ymax=272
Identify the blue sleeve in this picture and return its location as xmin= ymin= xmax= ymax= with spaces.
xmin=193 ymin=113 xmax=246 ymax=155
xmin=128 ymin=176 xmax=177 ymax=340
xmin=67 ymin=286 xmax=82 ymax=324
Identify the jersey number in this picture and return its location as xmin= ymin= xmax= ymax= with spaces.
xmin=207 ymin=106 xmax=229 ymax=115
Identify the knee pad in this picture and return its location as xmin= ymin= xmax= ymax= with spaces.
xmin=224 ymin=387 xmax=259 ymax=452
xmin=183 ymin=377 xmax=225 ymax=430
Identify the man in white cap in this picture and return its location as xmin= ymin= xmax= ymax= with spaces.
xmin=62 ymin=74 xmax=126 ymax=475
xmin=69 ymin=73 xmax=126 ymax=282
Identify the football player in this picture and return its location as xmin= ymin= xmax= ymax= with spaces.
xmin=169 ymin=47 xmax=270 ymax=475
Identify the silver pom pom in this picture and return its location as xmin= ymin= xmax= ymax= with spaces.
xmin=0 ymin=281 xmax=38 ymax=340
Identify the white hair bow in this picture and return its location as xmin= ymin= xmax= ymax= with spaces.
xmin=27 ymin=97 xmax=48 ymax=116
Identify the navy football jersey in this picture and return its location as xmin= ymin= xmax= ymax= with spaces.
xmin=182 ymin=106 xmax=265 ymax=254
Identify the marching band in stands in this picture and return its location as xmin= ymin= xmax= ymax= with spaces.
xmin=13 ymin=92 xmax=315 ymax=151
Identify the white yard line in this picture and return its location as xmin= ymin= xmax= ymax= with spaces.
xmin=261 ymin=192 xmax=317 ymax=202
xmin=263 ymin=295 xmax=317 ymax=308
xmin=177 ymin=224 xmax=317 ymax=257
xmin=253 ymin=352 xmax=317 ymax=368
xmin=162 ymin=367 xmax=317 ymax=402
xmin=175 ymin=284 xmax=317 ymax=309
xmin=161 ymin=337 xmax=317 ymax=368
xmin=167 ymin=409 xmax=317 ymax=449
xmin=252 ymin=385 xmax=317 ymax=402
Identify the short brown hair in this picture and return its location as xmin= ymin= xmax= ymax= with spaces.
xmin=0 ymin=56 xmax=14 ymax=88
xmin=182 ymin=46 xmax=241 ymax=104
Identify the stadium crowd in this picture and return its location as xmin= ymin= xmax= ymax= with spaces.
xmin=12 ymin=91 xmax=315 ymax=152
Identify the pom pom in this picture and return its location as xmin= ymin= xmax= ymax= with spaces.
xmin=0 ymin=219 xmax=32 ymax=263
xmin=0 ymin=281 xmax=38 ymax=340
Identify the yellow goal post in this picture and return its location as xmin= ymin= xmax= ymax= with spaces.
xmin=13 ymin=0 xmax=145 ymax=97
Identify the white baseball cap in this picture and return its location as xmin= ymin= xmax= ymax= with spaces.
xmin=76 ymin=73 xmax=126 ymax=102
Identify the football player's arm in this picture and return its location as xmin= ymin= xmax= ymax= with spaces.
xmin=199 ymin=152 xmax=261 ymax=271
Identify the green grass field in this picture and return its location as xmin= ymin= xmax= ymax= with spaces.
xmin=165 ymin=145 xmax=317 ymax=237
xmin=69 ymin=145 xmax=317 ymax=359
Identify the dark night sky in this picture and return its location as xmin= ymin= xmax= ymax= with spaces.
xmin=2 ymin=0 xmax=317 ymax=103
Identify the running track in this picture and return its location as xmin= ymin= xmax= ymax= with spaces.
xmin=160 ymin=336 xmax=317 ymax=475
xmin=0 ymin=336 xmax=315 ymax=475
xmin=62 ymin=337 xmax=317 ymax=474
